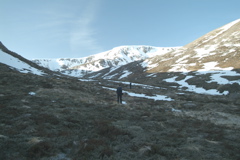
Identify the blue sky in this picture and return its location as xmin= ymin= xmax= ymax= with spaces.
xmin=1 ymin=0 xmax=240 ymax=59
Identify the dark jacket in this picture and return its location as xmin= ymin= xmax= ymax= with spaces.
xmin=116 ymin=87 xmax=122 ymax=95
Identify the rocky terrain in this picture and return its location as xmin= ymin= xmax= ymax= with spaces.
xmin=1 ymin=62 xmax=240 ymax=160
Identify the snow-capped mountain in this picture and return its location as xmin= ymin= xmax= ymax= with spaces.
xmin=33 ymin=19 xmax=240 ymax=80
xmin=86 ymin=19 xmax=240 ymax=79
xmin=32 ymin=46 xmax=180 ymax=77
xmin=82 ymin=19 xmax=240 ymax=95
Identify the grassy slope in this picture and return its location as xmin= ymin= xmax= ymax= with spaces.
xmin=0 ymin=64 xmax=240 ymax=160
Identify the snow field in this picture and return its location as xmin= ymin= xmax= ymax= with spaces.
xmin=0 ymin=50 xmax=45 ymax=75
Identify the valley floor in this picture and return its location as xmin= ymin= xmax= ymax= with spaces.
xmin=0 ymin=70 xmax=240 ymax=160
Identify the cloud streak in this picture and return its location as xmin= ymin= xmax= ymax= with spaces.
xmin=28 ymin=1 xmax=102 ymax=57
xmin=70 ymin=0 xmax=103 ymax=56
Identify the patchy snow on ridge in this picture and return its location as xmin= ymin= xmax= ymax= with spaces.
xmin=32 ymin=45 xmax=180 ymax=77
xmin=164 ymin=67 xmax=240 ymax=95
xmin=142 ymin=59 xmax=159 ymax=71
xmin=33 ymin=58 xmax=86 ymax=71
xmin=119 ymin=70 xmax=132 ymax=79
xmin=196 ymin=70 xmax=240 ymax=85
xmin=0 ymin=50 xmax=45 ymax=75
xmin=194 ymin=44 xmax=218 ymax=58
xmin=198 ymin=62 xmax=233 ymax=71
xmin=202 ymin=19 xmax=240 ymax=44
xmin=221 ymin=19 xmax=240 ymax=31
xmin=145 ymin=19 xmax=240 ymax=74
xmin=164 ymin=75 xmax=228 ymax=95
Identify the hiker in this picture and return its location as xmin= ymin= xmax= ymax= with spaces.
xmin=130 ymin=82 xmax=132 ymax=89
xmin=116 ymin=85 xmax=123 ymax=104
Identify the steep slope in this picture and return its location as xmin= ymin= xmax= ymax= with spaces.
xmin=0 ymin=41 xmax=60 ymax=76
xmin=145 ymin=19 xmax=240 ymax=72
xmin=33 ymin=46 xmax=180 ymax=77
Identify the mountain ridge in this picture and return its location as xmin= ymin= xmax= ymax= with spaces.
xmin=81 ymin=19 xmax=240 ymax=95
xmin=31 ymin=19 xmax=240 ymax=79
xmin=137 ymin=19 xmax=240 ymax=74
xmin=32 ymin=45 xmax=180 ymax=77
xmin=146 ymin=18 xmax=240 ymax=73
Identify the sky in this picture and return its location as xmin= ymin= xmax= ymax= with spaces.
xmin=1 ymin=0 xmax=240 ymax=59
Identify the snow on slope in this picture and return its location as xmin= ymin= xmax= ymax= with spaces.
xmin=33 ymin=45 xmax=180 ymax=77
xmin=103 ymin=86 xmax=173 ymax=101
xmin=78 ymin=45 xmax=179 ymax=69
xmin=33 ymin=58 xmax=86 ymax=71
xmin=143 ymin=19 xmax=240 ymax=73
xmin=0 ymin=50 xmax=45 ymax=75
xmin=200 ymin=19 xmax=240 ymax=44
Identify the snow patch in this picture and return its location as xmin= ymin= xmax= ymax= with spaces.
xmin=102 ymin=86 xmax=173 ymax=101
xmin=29 ymin=92 xmax=36 ymax=96
xmin=119 ymin=70 xmax=132 ymax=79
xmin=194 ymin=45 xmax=218 ymax=58
xmin=0 ymin=50 xmax=45 ymax=75
xmin=164 ymin=69 xmax=240 ymax=95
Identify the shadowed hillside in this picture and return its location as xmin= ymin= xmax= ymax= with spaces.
xmin=1 ymin=60 xmax=240 ymax=159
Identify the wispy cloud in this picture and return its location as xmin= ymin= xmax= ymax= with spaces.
xmin=31 ymin=6 xmax=76 ymax=44
xmin=70 ymin=0 xmax=103 ymax=56
xmin=30 ymin=0 xmax=102 ymax=57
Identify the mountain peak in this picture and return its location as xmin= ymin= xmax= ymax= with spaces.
xmin=33 ymin=45 xmax=180 ymax=76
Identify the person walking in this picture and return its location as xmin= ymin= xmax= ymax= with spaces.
xmin=116 ymin=85 xmax=123 ymax=104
